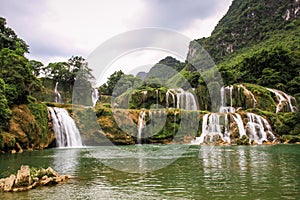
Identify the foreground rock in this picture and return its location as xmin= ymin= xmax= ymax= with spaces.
xmin=0 ymin=165 xmax=71 ymax=192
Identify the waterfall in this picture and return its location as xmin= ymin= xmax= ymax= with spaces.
xmin=54 ymin=82 xmax=62 ymax=103
xmin=224 ymin=114 xmax=231 ymax=143
xmin=48 ymin=107 xmax=83 ymax=148
xmin=267 ymin=88 xmax=297 ymax=113
xmin=191 ymin=112 xmax=276 ymax=145
xmin=232 ymin=113 xmax=246 ymax=138
xmin=246 ymin=113 xmax=275 ymax=144
xmin=219 ymin=86 xmax=235 ymax=113
xmin=91 ymin=88 xmax=99 ymax=107
xmin=166 ymin=88 xmax=197 ymax=110
xmin=137 ymin=111 xmax=146 ymax=145
xmin=192 ymin=113 xmax=224 ymax=144
xmin=166 ymin=89 xmax=175 ymax=108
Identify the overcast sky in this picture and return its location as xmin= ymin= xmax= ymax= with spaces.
xmin=0 ymin=0 xmax=232 ymax=80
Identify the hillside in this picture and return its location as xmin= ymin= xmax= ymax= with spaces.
xmin=183 ymin=0 xmax=300 ymax=104
xmin=195 ymin=0 xmax=300 ymax=63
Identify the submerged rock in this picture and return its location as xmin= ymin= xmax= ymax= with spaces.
xmin=0 ymin=165 xmax=71 ymax=192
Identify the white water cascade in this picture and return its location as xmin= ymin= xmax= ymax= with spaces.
xmin=232 ymin=113 xmax=246 ymax=138
xmin=220 ymin=86 xmax=235 ymax=113
xmin=137 ymin=111 xmax=146 ymax=145
xmin=246 ymin=113 xmax=275 ymax=144
xmin=166 ymin=88 xmax=197 ymax=110
xmin=48 ymin=107 xmax=83 ymax=148
xmin=191 ymin=111 xmax=276 ymax=145
xmin=91 ymin=88 xmax=99 ymax=107
xmin=166 ymin=89 xmax=175 ymax=108
xmin=192 ymin=114 xmax=220 ymax=144
xmin=267 ymin=88 xmax=297 ymax=113
xmin=54 ymin=82 xmax=62 ymax=103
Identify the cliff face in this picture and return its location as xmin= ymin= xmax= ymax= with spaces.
xmin=191 ymin=0 xmax=300 ymax=63
xmin=0 ymin=103 xmax=55 ymax=153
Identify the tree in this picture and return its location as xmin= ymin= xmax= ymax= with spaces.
xmin=100 ymin=70 xmax=125 ymax=95
xmin=99 ymin=70 xmax=143 ymax=96
xmin=0 ymin=17 xmax=28 ymax=54
xmin=27 ymin=60 xmax=44 ymax=77
xmin=45 ymin=56 xmax=94 ymax=86
xmin=0 ymin=48 xmax=40 ymax=105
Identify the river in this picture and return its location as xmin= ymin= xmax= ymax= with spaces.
xmin=0 ymin=144 xmax=299 ymax=199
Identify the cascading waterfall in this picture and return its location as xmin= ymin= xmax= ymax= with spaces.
xmin=224 ymin=114 xmax=231 ymax=143
xmin=192 ymin=113 xmax=225 ymax=144
xmin=166 ymin=89 xmax=176 ymax=108
xmin=191 ymin=112 xmax=276 ymax=145
xmin=267 ymin=88 xmax=297 ymax=113
xmin=91 ymin=88 xmax=99 ymax=107
xmin=166 ymin=88 xmax=197 ymax=110
xmin=48 ymin=107 xmax=83 ymax=147
xmin=246 ymin=113 xmax=276 ymax=144
xmin=190 ymin=84 xmax=297 ymax=145
xmin=219 ymin=86 xmax=235 ymax=113
xmin=191 ymin=114 xmax=209 ymax=145
xmin=137 ymin=110 xmax=146 ymax=145
xmin=232 ymin=113 xmax=246 ymax=138
xmin=54 ymin=82 xmax=62 ymax=103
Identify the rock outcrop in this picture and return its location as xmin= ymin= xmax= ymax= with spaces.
xmin=0 ymin=165 xmax=71 ymax=192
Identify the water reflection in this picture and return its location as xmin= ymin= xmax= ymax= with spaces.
xmin=52 ymin=148 xmax=82 ymax=175
xmin=87 ymin=145 xmax=190 ymax=173
xmin=0 ymin=145 xmax=299 ymax=199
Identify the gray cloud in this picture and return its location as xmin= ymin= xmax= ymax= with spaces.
xmin=0 ymin=0 xmax=232 ymax=65
xmin=0 ymin=0 xmax=77 ymax=60
xmin=137 ymin=0 xmax=228 ymax=29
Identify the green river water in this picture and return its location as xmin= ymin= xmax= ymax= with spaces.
xmin=0 ymin=144 xmax=299 ymax=199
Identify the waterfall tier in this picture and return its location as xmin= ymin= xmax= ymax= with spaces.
xmin=191 ymin=112 xmax=276 ymax=145
xmin=48 ymin=107 xmax=83 ymax=148
xmin=267 ymin=88 xmax=297 ymax=113
xmin=166 ymin=88 xmax=197 ymax=110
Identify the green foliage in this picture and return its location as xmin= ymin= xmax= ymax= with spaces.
xmin=0 ymin=78 xmax=12 ymax=129
xmin=274 ymin=112 xmax=300 ymax=136
xmin=27 ymin=102 xmax=49 ymax=140
xmin=198 ymin=0 xmax=300 ymax=63
xmin=0 ymin=48 xmax=40 ymax=105
xmin=44 ymin=56 xmax=93 ymax=86
xmin=217 ymin=37 xmax=300 ymax=95
xmin=41 ymin=56 xmax=94 ymax=104
xmin=99 ymin=70 xmax=142 ymax=96
xmin=27 ymin=60 xmax=44 ymax=77
xmin=0 ymin=17 xmax=29 ymax=54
